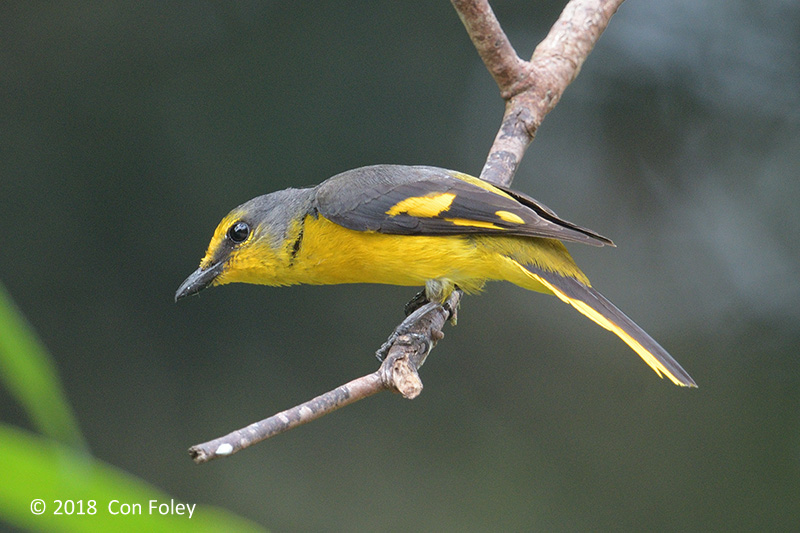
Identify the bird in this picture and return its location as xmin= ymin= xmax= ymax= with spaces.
xmin=176 ymin=164 xmax=696 ymax=387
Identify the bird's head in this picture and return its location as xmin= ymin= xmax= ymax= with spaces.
xmin=175 ymin=188 xmax=312 ymax=301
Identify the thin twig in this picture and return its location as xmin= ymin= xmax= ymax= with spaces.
xmin=191 ymin=293 xmax=458 ymax=463
xmin=190 ymin=0 xmax=624 ymax=463
xmin=190 ymin=373 xmax=383 ymax=463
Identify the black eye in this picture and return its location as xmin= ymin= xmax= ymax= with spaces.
xmin=227 ymin=221 xmax=250 ymax=243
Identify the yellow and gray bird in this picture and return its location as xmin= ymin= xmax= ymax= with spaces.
xmin=176 ymin=165 xmax=696 ymax=387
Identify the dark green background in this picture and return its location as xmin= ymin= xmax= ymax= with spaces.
xmin=2 ymin=1 xmax=799 ymax=531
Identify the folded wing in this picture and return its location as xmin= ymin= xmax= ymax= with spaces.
xmin=314 ymin=165 xmax=612 ymax=246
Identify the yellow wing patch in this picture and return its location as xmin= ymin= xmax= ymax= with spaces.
xmin=386 ymin=193 xmax=456 ymax=217
xmin=495 ymin=210 xmax=525 ymax=224
xmin=450 ymin=172 xmax=516 ymax=200
xmin=514 ymin=263 xmax=689 ymax=386
xmin=444 ymin=218 xmax=504 ymax=230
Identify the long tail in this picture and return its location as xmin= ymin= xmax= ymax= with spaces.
xmin=514 ymin=261 xmax=697 ymax=387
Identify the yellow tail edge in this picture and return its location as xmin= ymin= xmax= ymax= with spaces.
xmin=514 ymin=261 xmax=697 ymax=387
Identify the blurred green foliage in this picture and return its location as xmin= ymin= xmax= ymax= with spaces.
xmin=0 ymin=284 xmax=262 ymax=531
xmin=0 ymin=283 xmax=85 ymax=450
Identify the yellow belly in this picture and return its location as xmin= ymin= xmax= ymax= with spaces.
xmin=285 ymin=215 xmax=590 ymax=295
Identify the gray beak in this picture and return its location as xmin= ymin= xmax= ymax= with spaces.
xmin=175 ymin=262 xmax=225 ymax=302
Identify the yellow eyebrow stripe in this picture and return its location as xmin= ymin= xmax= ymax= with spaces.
xmin=386 ymin=193 xmax=456 ymax=217
xmin=444 ymin=218 xmax=504 ymax=230
xmin=495 ymin=210 xmax=524 ymax=224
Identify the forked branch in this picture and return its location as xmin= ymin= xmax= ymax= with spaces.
xmin=190 ymin=0 xmax=624 ymax=464
xmin=453 ymin=0 xmax=625 ymax=185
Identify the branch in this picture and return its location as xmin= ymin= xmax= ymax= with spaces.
xmin=190 ymin=0 xmax=624 ymax=463
xmin=452 ymin=0 xmax=625 ymax=186
xmin=450 ymin=0 xmax=531 ymax=98
xmin=190 ymin=292 xmax=459 ymax=463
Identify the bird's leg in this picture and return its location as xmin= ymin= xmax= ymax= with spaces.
xmin=443 ymin=288 xmax=460 ymax=326
xmin=405 ymin=281 xmax=460 ymax=320
xmin=376 ymin=288 xmax=462 ymax=363
xmin=403 ymin=289 xmax=429 ymax=316
xmin=376 ymin=299 xmax=437 ymax=362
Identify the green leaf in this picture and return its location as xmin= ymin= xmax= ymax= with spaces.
xmin=0 ymin=282 xmax=86 ymax=449
xmin=0 ymin=424 xmax=266 ymax=532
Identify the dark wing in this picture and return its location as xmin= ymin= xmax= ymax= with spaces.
xmin=313 ymin=165 xmax=613 ymax=246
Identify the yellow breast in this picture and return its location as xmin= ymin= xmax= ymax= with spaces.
xmin=288 ymin=215 xmax=487 ymax=292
